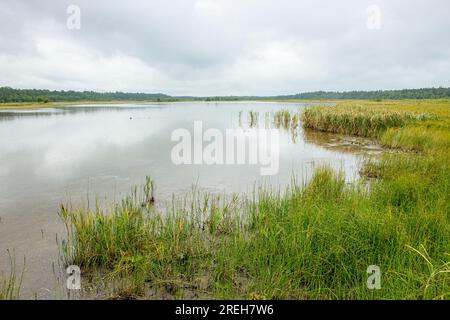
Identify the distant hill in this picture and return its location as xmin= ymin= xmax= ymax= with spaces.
xmin=1 ymin=86 xmax=449 ymax=103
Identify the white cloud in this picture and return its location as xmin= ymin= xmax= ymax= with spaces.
xmin=194 ymin=0 xmax=224 ymax=18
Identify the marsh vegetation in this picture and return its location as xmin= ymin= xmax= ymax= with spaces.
xmin=58 ymin=100 xmax=449 ymax=299
xmin=0 ymin=250 xmax=24 ymax=300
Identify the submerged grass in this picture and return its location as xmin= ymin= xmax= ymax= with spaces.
xmin=272 ymin=110 xmax=301 ymax=142
xmin=59 ymin=100 xmax=449 ymax=299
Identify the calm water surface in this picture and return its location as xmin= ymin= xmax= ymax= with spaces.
xmin=0 ymin=102 xmax=376 ymax=298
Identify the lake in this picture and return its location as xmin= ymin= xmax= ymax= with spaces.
xmin=0 ymin=101 xmax=380 ymax=298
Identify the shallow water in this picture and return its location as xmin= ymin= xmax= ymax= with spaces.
xmin=0 ymin=101 xmax=378 ymax=299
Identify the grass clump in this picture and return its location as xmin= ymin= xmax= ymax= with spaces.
xmin=59 ymin=178 xmax=241 ymax=298
xmin=216 ymin=166 xmax=448 ymax=299
xmin=302 ymin=104 xmax=435 ymax=138
xmin=272 ymin=110 xmax=301 ymax=142
xmin=0 ymin=250 xmax=24 ymax=300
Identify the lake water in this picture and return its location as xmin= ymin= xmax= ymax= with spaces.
xmin=0 ymin=101 xmax=379 ymax=298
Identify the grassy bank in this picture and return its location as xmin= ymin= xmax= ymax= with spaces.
xmin=59 ymin=100 xmax=449 ymax=299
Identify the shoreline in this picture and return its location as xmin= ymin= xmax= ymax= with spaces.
xmin=2 ymin=98 xmax=449 ymax=110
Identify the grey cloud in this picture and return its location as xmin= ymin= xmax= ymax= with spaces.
xmin=0 ymin=0 xmax=449 ymax=95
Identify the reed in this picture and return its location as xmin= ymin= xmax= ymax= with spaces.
xmin=272 ymin=110 xmax=301 ymax=142
xmin=248 ymin=110 xmax=259 ymax=128
xmin=273 ymin=110 xmax=292 ymax=129
xmin=301 ymin=104 xmax=436 ymax=137
xmin=0 ymin=250 xmax=24 ymax=300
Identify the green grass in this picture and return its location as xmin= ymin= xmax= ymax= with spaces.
xmin=59 ymin=100 xmax=450 ymax=299
xmin=271 ymin=110 xmax=301 ymax=142
xmin=273 ymin=110 xmax=293 ymax=129
xmin=0 ymin=250 xmax=24 ymax=300
xmin=301 ymin=104 xmax=437 ymax=138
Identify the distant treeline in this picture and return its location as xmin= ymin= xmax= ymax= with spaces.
xmin=1 ymin=86 xmax=449 ymax=103
xmin=275 ymin=87 xmax=450 ymax=100
xmin=0 ymin=87 xmax=171 ymax=103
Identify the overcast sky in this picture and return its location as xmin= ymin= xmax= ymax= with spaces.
xmin=1 ymin=0 xmax=449 ymax=96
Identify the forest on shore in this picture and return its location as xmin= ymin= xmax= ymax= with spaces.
xmin=1 ymin=86 xmax=449 ymax=103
